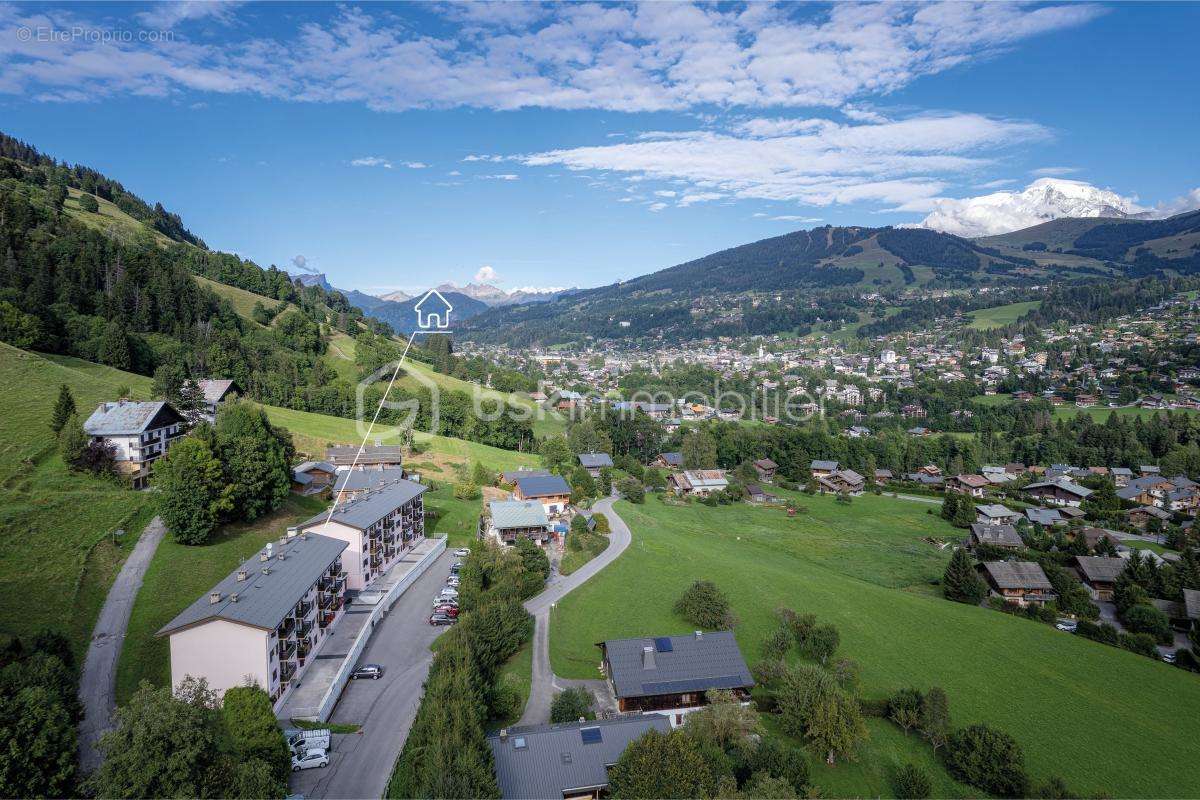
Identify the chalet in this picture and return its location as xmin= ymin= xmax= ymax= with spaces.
xmin=331 ymin=465 xmax=409 ymax=499
xmin=907 ymin=426 xmax=932 ymax=437
xmin=83 ymin=400 xmax=186 ymax=488
xmin=969 ymin=523 xmax=1023 ymax=550
xmin=873 ymin=469 xmax=893 ymax=484
xmin=514 ymin=474 xmax=573 ymax=516
xmin=1073 ymin=556 xmax=1125 ymax=601
xmin=817 ymin=469 xmax=865 ymax=495
xmin=485 ymin=500 xmax=553 ymax=546
xmin=906 ymin=472 xmax=945 ymax=489
xmin=488 ymin=716 xmax=671 ymax=800
xmin=598 ymin=631 xmax=754 ymax=728
xmin=1025 ymin=507 xmax=1064 ymax=527
xmin=1126 ymin=505 xmax=1172 ymax=530
xmin=745 ymin=483 xmax=770 ymax=503
xmin=948 ymin=474 xmax=990 ymax=498
xmin=752 ymin=458 xmax=778 ymax=483
xmin=1185 ymin=589 xmax=1200 ymax=625
xmin=1117 ymin=476 xmax=1173 ymax=508
xmin=325 ymin=444 xmax=405 ymax=471
xmin=194 ymin=379 xmax=242 ymax=423
xmin=1110 ymin=467 xmax=1134 ymax=487
xmin=157 ymin=531 xmax=348 ymax=708
xmin=979 ymin=562 xmax=1056 ymax=607
xmin=1024 ymin=478 xmax=1092 ymax=507
xmin=1077 ymin=527 xmax=1121 ymax=551
xmin=810 ymin=460 xmax=839 ymax=478
xmin=297 ymin=479 xmax=427 ymax=591
xmin=669 ymin=470 xmax=729 ymax=497
xmin=578 ymin=453 xmax=614 ymax=478
xmin=975 ymin=503 xmax=1022 ymax=526
xmin=652 ymin=452 xmax=684 ymax=470
xmin=918 ymin=464 xmax=943 ymax=477
xmin=291 ymin=460 xmax=337 ymax=494
xmin=501 ymin=467 xmax=551 ymax=485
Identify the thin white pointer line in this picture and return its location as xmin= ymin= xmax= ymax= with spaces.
xmin=323 ymin=330 xmax=418 ymax=525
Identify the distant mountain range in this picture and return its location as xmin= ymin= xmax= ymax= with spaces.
xmin=460 ymin=210 xmax=1200 ymax=345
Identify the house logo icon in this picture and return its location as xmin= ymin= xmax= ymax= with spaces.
xmin=414 ymin=289 xmax=453 ymax=330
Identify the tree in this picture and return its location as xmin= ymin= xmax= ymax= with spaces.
xmin=741 ymin=737 xmax=809 ymax=796
xmin=550 ymin=687 xmax=595 ymax=723
xmin=608 ymin=729 xmax=717 ymax=799
xmin=887 ymin=688 xmax=923 ymax=733
xmin=215 ymin=403 xmax=292 ymax=522
xmin=942 ymin=548 xmax=986 ymax=604
xmin=682 ymin=431 xmax=718 ymax=470
xmin=919 ymin=687 xmax=951 ymax=751
xmin=221 ymin=685 xmax=289 ymax=794
xmin=776 ymin=664 xmax=837 ymax=738
xmin=91 ymin=679 xmax=226 ymax=800
xmin=599 ymin=467 xmax=614 ymax=496
xmin=674 ymin=580 xmax=735 ymax=630
xmin=97 ymin=321 xmax=132 ymax=370
xmin=741 ymin=772 xmax=798 ymax=799
xmin=942 ymin=724 xmax=1029 ymax=798
xmin=616 ymin=476 xmax=645 ymax=503
xmin=682 ymin=690 xmax=762 ymax=750
xmin=176 ymin=379 xmax=208 ymax=426
xmin=1124 ymin=603 xmax=1172 ymax=644
xmin=0 ymin=685 xmax=78 ymax=798
xmin=50 ymin=384 xmax=76 ymax=434
xmin=155 ymin=437 xmax=232 ymax=545
xmin=893 ymin=763 xmax=932 ymax=799
xmin=513 ymin=537 xmax=550 ymax=598
xmin=539 ymin=436 xmax=574 ymax=473
xmin=801 ymin=624 xmax=839 ymax=664
xmin=803 ymin=687 xmax=868 ymax=765
xmin=78 ymin=193 xmax=100 ymax=213
xmin=57 ymin=414 xmax=90 ymax=471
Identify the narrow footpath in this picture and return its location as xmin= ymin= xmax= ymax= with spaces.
xmin=77 ymin=515 xmax=166 ymax=773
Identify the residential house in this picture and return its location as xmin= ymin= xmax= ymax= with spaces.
xmin=1073 ymin=556 xmax=1125 ymax=601
xmin=1126 ymin=505 xmax=1172 ymax=530
xmin=948 ymin=474 xmax=990 ymax=498
xmin=485 ymin=500 xmax=553 ymax=546
xmin=652 ymin=452 xmax=684 ymax=470
xmin=873 ymin=469 xmax=893 ymax=484
xmin=1077 ymin=527 xmax=1122 ymax=551
xmin=817 ymin=469 xmax=865 ymax=495
xmin=1184 ymin=589 xmax=1200 ymax=625
xmin=488 ymin=716 xmax=671 ymax=800
xmin=979 ymin=562 xmax=1056 ymax=607
xmin=514 ymin=474 xmax=573 ymax=516
xmin=969 ymin=523 xmax=1023 ymax=550
xmin=599 ymin=631 xmax=754 ymax=727
xmin=325 ymin=444 xmax=405 ymax=471
xmin=1024 ymin=478 xmax=1093 ymax=507
xmin=1110 ymin=467 xmax=1134 ymax=487
xmin=194 ymin=379 xmax=242 ymax=423
xmin=745 ymin=483 xmax=771 ymax=503
xmin=578 ymin=452 xmax=615 ymax=478
xmin=810 ymin=460 xmax=839 ymax=478
xmin=156 ymin=531 xmax=348 ymax=708
xmin=669 ymin=470 xmax=730 ymax=497
xmin=501 ymin=467 xmax=551 ymax=485
xmin=975 ymin=504 xmax=1023 ymax=526
xmin=752 ymin=458 xmax=778 ymax=483
xmin=331 ymin=465 xmax=410 ymax=499
xmin=1025 ymin=507 xmax=1064 ymax=527
xmin=83 ymin=400 xmax=186 ymax=488
xmin=297 ymin=479 xmax=427 ymax=591
xmin=918 ymin=465 xmax=943 ymax=477
xmin=291 ymin=460 xmax=337 ymax=494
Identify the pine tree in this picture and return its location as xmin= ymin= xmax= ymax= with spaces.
xmin=943 ymin=548 xmax=986 ymax=604
xmin=49 ymin=384 xmax=76 ymax=434
xmin=57 ymin=415 xmax=89 ymax=472
xmin=940 ymin=494 xmax=958 ymax=521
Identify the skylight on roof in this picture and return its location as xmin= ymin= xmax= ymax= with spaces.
xmin=654 ymin=636 xmax=673 ymax=652
xmin=580 ymin=727 xmax=602 ymax=744
xmin=512 ymin=737 xmax=526 ymax=749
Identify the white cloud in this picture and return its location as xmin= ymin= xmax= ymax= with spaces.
xmin=1030 ymin=166 xmax=1079 ymax=176
xmin=512 ymin=286 xmax=568 ymax=294
xmin=351 ymin=156 xmax=392 ymax=169
xmin=678 ymin=192 xmax=724 ymax=206
xmin=0 ymin=3 xmax=1105 ymax=112
xmin=520 ymin=112 xmax=1048 ymax=209
xmin=403 ymin=161 xmax=429 ymax=169
xmin=647 ymin=202 xmax=668 ymax=212
xmin=136 ymin=1 xmax=241 ymax=28
xmin=290 ymin=254 xmax=317 ymax=274
xmin=474 ymin=265 xmax=500 ymax=283
xmin=654 ymin=190 xmax=677 ymax=198
xmin=770 ymin=215 xmax=823 ymax=222
xmin=1152 ymin=187 xmax=1200 ymax=218
xmin=479 ymin=173 xmax=519 ymax=181
xmin=975 ymin=179 xmax=1016 ymax=190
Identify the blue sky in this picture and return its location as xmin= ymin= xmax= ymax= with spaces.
xmin=1 ymin=1 xmax=1197 ymax=295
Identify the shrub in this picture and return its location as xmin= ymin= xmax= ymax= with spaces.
xmin=454 ymin=482 xmax=482 ymax=500
xmin=942 ymin=724 xmax=1029 ymax=797
xmin=919 ymin=687 xmax=950 ymax=751
xmin=741 ymin=737 xmax=809 ymax=795
xmin=674 ymin=580 xmax=735 ymax=630
xmin=893 ymin=763 xmax=932 ymax=799
xmin=761 ymin=625 xmax=792 ymax=661
xmin=887 ymin=688 xmax=923 ymax=733
xmin=1123 ymin=603 xmax=1173 ymax=645
xmin=550 ymin=686 xmax=594 ymax=723
xmin=801 ymin=624 xmax=839 ymax=664
xmin=1119 ymin=631 xmax=1160 ymax=658
xmin=616 ymin=476 xmax=645 ymax=503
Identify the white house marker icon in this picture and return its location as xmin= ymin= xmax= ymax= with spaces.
xmin=414 ymin=289 xmax=454 ymax=329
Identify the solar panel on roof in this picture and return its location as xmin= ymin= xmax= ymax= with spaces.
xmin=580 ymin=727 xmax=602 ymax=744
xmin=653 ymin=636 xmax=673 ymax=652
xmin=640 ymin=674 xmax=746 ymax=695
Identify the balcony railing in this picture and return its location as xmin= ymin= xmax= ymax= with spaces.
xmin=319 ymin=610 xmax=337 ymax=629
xmin=294 ymin=600 xmax=313 ymax=618
xmin=277 ymin=639 xmax=297 ymax=661
xmin=280 ymin=660 xmax=297 ymax=684
xmin=296 ymin=620 xmax=313 ymax=640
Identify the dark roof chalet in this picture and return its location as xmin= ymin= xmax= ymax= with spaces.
xmin=600 ymin=630 xmax=753 ymax=700
xmin=516 ymin=474 xmax=573 ymax=498
xmin=981 ymin=561 xmax=1053 ymax=591
xmin=83 ymin=400 xmax=184 ymax=436
xmin=1074 ymin=556 xmax=1126 ymax=584
xmin=578 ymin=453 xmax=614 ymax=469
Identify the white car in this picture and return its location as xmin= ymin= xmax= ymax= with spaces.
xmin=454 ymin=548 xmax=471 ymax=557
xmin=1055 ymin=622 xmax=1077 ymax=633
xmin=438 ymin=587 xmax=459 ymax=598
xmin=292 ymin=748 xmax=329 ymax=772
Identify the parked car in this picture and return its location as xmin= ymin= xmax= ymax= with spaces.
xmin=1054 ymin=619 xmax=1077 ymax=633
xmin=432 ymin=597 xmax=458 ymax=609
xmin=438 ymin=587 xmax=459 ymax=598
xmin=454 ymin=548 xmax=470 ymax=557
xmin=292 ymin=749 xmax=329 ymax=771
xmin=1163 ymin=651 xmax=1177 ymax=664
xmin=286 ymin=729 xmax=331 ymax=753
xmin=433 ymin=604 xmax=459 ymax=617
xmin=429 ymin=613 xmax=457 ymax=626
xmin=445 ymin=577 xmax=460 ymax=587
xmin=350 ymin=664 xmax=385 ymax=680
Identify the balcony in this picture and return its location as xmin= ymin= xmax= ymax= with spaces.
xmin=294 ymin=600 xmax=313 ymax=618
xmin=280 ymin=660 xmax=297 ymax=684
xmin=296 ymin=620 xmax=314 ymax=640
xmin=318 ymin=610 xmax=337 ymax=629
xmin=277 ymin=639 xmax=297 ymax=661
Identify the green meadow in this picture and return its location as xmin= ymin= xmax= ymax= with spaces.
xmin=966 ymin=300 xmax=1041 ymax=329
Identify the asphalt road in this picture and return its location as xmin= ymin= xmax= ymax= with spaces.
xmin=77 ymin=516 xmax=166 ymax=774
xmin=518 ymin=496 xmax=633 ymax=726
xmin=288 ymin=549 xmax=455 ymax=800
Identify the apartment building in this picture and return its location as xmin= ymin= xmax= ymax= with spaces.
xmin=82 ymin=400 xmax=186 ymax=487
xmin=156 ymin=531 xmax=348 ymax=707
xmin=298 ymin=479 xmax=428 ymax=591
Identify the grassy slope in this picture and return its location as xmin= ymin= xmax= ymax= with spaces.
xmin=973 ymin=394 xmax=1199 ymax=422
xmin=61 ymin=186 xmax=177 ymax=248
xmin=0 ymin=344 xmax=157 ymax=656
xmin=965 ymin=300 xmax=1041 ymax=330
xmin=549 ymin=493 xmax=1200 ymax=798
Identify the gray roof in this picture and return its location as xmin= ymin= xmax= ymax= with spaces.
xmin=157 ymin=533 xmax=346 ymax=637
xmin=294 ymin=460 xmax=336 ymax=475
xmin=658 ymin=452 xmax=683 ymax=466
xmin=194 ymin=379 xmax=239 ymax=405
xmin=1025 ymin=507 xmax=1061 ymax=525
xmin=578 ymin=452 xmax=614 ymax=469
xmin=982 ymin=561 xmax=1053 ymax=591
xmin=516 ymin=474 xmax=572 ymax=498
xmin=602 ymin=630 xmax=753 ymax=700
xmin=1184 ymin=588 xmax=1200 ymax=621
xmin=301 ymin=479 xmax=427 ymax=531
xmin=970 ymin=524 xmax=1023 ymax=548
xmin=488 ymin=716 xmax=670 ymax=800
xmin=976 ymin=503 xmax=1019 ymax=519
xmin=1074 ymin=556 xmax=1126 ymax=584
xmin=83 ymin=401 xmax=183 ymax=436
xmin=325 ymin=444 xmax=404 ymax=466
xmin=490 ymin=500 xmax=550 ymax=530
xmin=502 ymin=468 xmax=551 ymax=483
xmin=332 ymin=466 xmax=408 ymax=493
xmin=810 ymin=460 xmax=839 ymax=471
xmin=1024 ymin=478 xmax=1092 ymax=498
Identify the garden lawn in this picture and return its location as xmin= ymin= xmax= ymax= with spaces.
xmin=966 ymin=300 xmax=1041 ymax=329
xmin=489 ymin=638 xmax=533 ymax=732
xmin=115 ymin=494 xmax=328 ymax=704
xmin=549 ymin=493 xmax=1200 ymax=798
xmin=0 ymin=344 xmax=157 ymax=657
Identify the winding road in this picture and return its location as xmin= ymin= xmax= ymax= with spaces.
xmin=518 ymin=496 xmax=632 ymax=726
xmin=77 ymin=515 xmax=166 ymax=774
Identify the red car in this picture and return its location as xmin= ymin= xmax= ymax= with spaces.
xmin=433 ymin=604 xmax=459 ymax=617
